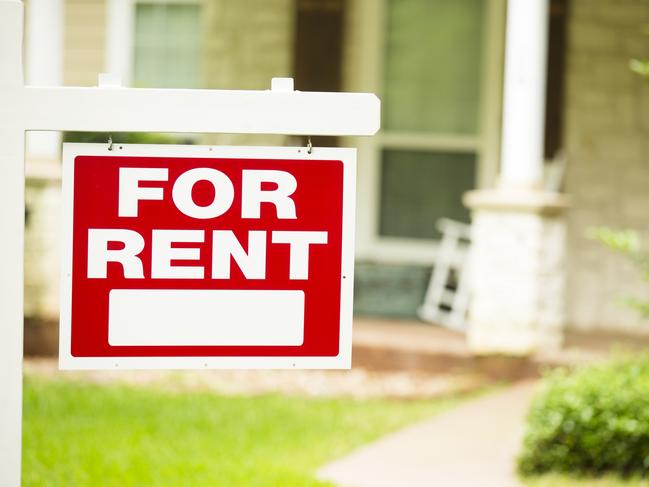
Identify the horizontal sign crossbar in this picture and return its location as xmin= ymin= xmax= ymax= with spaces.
xmin=12 ymin=86 xmax=380 ymax=136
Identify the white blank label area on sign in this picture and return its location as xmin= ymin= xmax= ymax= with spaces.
xmin=108 ymin=289 xmax=305 ymax=346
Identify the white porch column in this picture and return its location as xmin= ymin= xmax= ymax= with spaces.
xmin=25 ymin=0 xmax=63 ymax=160
xmin=106 ymin=0 xmax=134 ymax=85
xmin=499 ymin=0 xmax=548 ymax=187
xmin=464 ymin=0 xmax=568 ymax=355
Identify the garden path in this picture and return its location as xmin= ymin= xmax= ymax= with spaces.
xmin=318 ymin=380 xmax=537 ymax=487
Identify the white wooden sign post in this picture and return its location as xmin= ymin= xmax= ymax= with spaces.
xmin=0 ymin=1 xmax=379 ymax=484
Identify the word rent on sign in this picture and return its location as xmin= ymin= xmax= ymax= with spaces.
xmin=90 ymin=167 xmax=327 ymax=281
xmin=60 ymin=144 xmax=356 ymax=369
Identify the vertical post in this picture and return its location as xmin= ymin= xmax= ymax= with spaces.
xmin=499 ymin=0 xmax=549 ymax=187
xmin=0 ymin=2 xmax=25 ymax=486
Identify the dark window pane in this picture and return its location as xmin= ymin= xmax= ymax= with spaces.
xmin=379 ymin=150 xmax=475 ymax=240
xmin=544 ymin=0 xmax=568 ymax=159
xmin=293 ymin=0 xmax=345 ymax=148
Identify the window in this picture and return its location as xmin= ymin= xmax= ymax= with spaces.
xmin=383 ymin=0 xmax=483 ymax=135
xmin=132 ymin=3 xmax=201 ymax=88
xmin=377 ymin=0 xmax=484 ymax=241
xmin=379 ymin=150 xmax=475 ymax=240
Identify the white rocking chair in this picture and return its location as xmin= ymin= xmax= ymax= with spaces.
xmin=418 ymin=218 xmax=472 ymax=332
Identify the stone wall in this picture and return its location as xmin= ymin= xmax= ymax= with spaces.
xmin=466 ymin=199 xmax=566 ymax=353
xmin=564 ymin=0 xmax=649 ymax=333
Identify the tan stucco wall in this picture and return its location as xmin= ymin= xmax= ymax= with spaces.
xmin=63 ymin=0 xmax=106 ymax=86
xmin=201 ymin=0 xmax=293 ymax=90
xmin=201 ymin=0 xmax=294 ymax=147
xmin=565 ymin=0 xmax=649 ymax=333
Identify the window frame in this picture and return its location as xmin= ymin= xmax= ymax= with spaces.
xmin=105 ymin=0 xmax=202 ymax=88
xmin=344 ymin=0 xmax=506 ymax=264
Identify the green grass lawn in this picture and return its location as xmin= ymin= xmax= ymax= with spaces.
xmin=23 ymin=375 xmax=460 ymax=486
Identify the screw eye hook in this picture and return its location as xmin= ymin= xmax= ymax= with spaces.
xmin=307 ymin=137 xmax=312 ymax=155
xmin=107 ymin=136 xmax=113 ymax=151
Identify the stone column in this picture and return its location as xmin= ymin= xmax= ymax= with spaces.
xmin=464 ymin=191 xmax=568 ymax=354
xmin=464 ymin=0 xmax=568 ymax=354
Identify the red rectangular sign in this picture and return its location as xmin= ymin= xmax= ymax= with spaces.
xmin=59 ymin=144 xmax=356 ymax=369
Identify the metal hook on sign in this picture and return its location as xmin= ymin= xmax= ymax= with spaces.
xmin=306 ymin=136 xmax=312 ymax=155
xmin=107 ymin=135 xmax=113 ymax=151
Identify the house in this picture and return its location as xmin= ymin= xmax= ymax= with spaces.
xmin=22 ymin=0 xmax=649 ymax=354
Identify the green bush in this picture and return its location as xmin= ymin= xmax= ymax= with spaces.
xmin=63 ymin=131 xmax=195 ymax=145
xmin=519 ymin=355 xmax=649 ymax=477
xmin=590 ymin=227 xmax=649 ymax=317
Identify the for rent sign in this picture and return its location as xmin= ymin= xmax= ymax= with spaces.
xmin=59 ymin=144 xmax=356 ymax=369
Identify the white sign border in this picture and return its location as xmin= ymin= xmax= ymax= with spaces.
xmin=59 ymin=143 xmax=356 ymax=370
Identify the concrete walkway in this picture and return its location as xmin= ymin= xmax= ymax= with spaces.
xmin=318 ymin=380 xmax=538 ymax=487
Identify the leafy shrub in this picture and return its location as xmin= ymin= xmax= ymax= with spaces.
xmin=590 ymin=227 xmax=649 ymax=317
xmin=63 ymin=131 xmax=195 ymax=145
xmin=630 ymin=58 xmax=649 ymax=79
xmin=519 ymin=355 xmax=649 ymax=477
